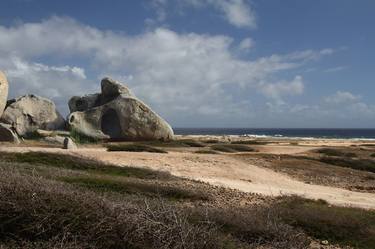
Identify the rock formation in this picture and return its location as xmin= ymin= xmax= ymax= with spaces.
xmin=1 ymin=95 xmax=65 ymax=137
xmin=0 ymin=71 xmax=9 ymax=117
xmin=0 ymin=123 xmax=20 ymax=143
xmin=67 ymin=77 xmax=174 ymax=141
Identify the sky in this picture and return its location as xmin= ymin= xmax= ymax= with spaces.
xmin=0 ymin=0 xmax=374 ymax=128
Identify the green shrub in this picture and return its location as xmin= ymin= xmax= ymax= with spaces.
xmin=276 ymin=196 xmax=375 ymax=249
xmin=319 ymin=156 xmax=375 ymax=173
xmin=107 ymin=144 xmax=168 ymax=153
xmin=70 ymin=129 xmax=99 ymax=144
xmin=231 ymin=140 xmax=268 ymax=145
xmin=316 ymin=148 xmax=356 ymax=157
xmin=0 ymin=152 xmax=171 ymax=179
xmin=211 ymin=144 xmax=256 ymax=153
xmin=194 ymin=150 xmax=219 ymax=154
xmin=60 ymin=176 xmax=209 ymax=201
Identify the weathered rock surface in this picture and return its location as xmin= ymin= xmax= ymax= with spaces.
xmin=0 ymin=123 xmax=20 ymax=143
xmin=1 ymin=95 xmax=65 ymax=137
xmin=0 ymin=71 xmax=9 ymax=117
xmin=43 ymin=135 xmax=66 ymax=145
xmin=63 ymin=137 xmax=77 ymax=149
xmin=68 ymin=77 xmax=174 ymax=141
xmin=36 ymin=129 xmax=70 ymax=138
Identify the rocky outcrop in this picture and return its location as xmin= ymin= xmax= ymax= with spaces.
xmin=67 ymin=77 xmax=174 ymax=141
xmin=0 ymin=71 xmax=9 ymax=117
xmin=1 ymin=95 xmax=65 ymax=137
xmin=0 ymin=123 xmax=20 ymax=143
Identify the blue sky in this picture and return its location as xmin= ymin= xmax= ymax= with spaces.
xmin=0 ymin=0 xmax=374 ymax=128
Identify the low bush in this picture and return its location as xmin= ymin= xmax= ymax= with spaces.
xmin=0 ymin=152 xmax=171 ymax=179
xmin=231 ymin=140 xmax=268 ymax=145
xmin=107 ymin=144 xmax=168 ymax=153
xmin=316 ymin=148 xmax=357 ymax=157
xmin=194 ymin=150 xmax=219 ymax=154
xmin=211 ymin=144 xmax=256 ymax=153
xmin=276 ymin=196 xmax=375 ymax=249
xmin=319 ymin=156 xmax=375 ymax=173
xmin=60 ymin=176 xmax=210 ymax=201
xmin=70 ymin=129 xmax=99 ymax=144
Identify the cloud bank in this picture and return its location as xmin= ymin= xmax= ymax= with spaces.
xmin=1 ymin=16 xmax=366 ymax=127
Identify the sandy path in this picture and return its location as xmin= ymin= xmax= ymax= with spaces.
xmin=2 ymin=146 xmax=375 ymax=209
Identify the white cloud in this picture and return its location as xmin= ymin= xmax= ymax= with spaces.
xmin=0 ymin=17 xmax=335 ymax=125
xmin=238 ymin=37 xmax=254 ymax=51
xmin=150 ymin=0 xmax=256 ymax=28
xmin=260 ymin=75 xmax=304 ymax=102
xmin=324 ymin=66 xmax=346 ymax=73
xmin=213 ymin=0 xmax=256 ymax=28
xmin=324 ymin=91 xmax=360 ymax=105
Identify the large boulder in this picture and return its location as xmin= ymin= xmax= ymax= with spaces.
xmin=1 ymin=95 xmax=65 ymax=137
xmin=0 ymin=71 xmax=9 ymax=117
xmin=67 ymin=77 xmax=174 ymax=141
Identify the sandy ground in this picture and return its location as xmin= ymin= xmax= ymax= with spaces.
xmin=1 ymin=145 xmax=375 ymax=210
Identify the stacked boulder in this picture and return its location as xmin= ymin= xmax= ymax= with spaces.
xmin=0 ymin=71 xmax=66 ymax=144
xmin=67 ymin=77 xmax=174 ymax=141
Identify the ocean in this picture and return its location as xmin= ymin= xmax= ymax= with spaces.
xmin=173 ymin=128 xmax=375 ymax=140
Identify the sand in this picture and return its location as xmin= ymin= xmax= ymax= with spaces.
xmin=1 ymin=143 xmax=375 ymax=210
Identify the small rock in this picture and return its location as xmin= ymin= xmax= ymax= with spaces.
xmin=321 ymin=240 xmax=329 ymax=245
xmin=63 ymin=137 xmax=77 ymax=150
xmin=0 ymin=123 xmax=20 ymax=143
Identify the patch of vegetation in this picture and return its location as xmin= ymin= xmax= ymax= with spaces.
xmin=360 ymin=144 xmax=375 ymax=147
xmin=231 ymin=140 xmax=268 ymax=145
xmin=194 ymin=150 xmax=219 ymax=154
xmin=316 ymin=148 xmax=357 ymax=157
xmin=211 ymin=144 xmax=256 ymax=153
xmin=142 ymin=139 xmax=205 ymax=148
xmin=70 ymin=129 xmax=99 ymax=144
xmin=107 ymin=144 xmax=168 ymax=153
xmin=0 ymin=171 xmax=220 ymax=249
xmin=0 ymin=152 xmax=171 ymax=179
xmin=202 ymin=139 xmax=220 ymax=144
xmin=371 ymin=153 xmax=375 ymax=157
xmin=23 ymin=130 xmax=44 ymax=140
xmin=276 ymin=196 xmax=375 ymax=249
xmin=319 ymin=156 xmax=375 ymax=173
xmin=60 ymin=176 xmax=209 ymax=201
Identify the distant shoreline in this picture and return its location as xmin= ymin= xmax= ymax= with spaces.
xmin=174 ymin=128 xmax=375 ymax=140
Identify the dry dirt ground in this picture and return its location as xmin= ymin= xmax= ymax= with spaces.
xmin=1 ymin=142 xmax=375 ymax=210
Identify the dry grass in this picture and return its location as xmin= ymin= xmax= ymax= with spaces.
xmin=1 ymin=151 xmax=375 ymax=248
